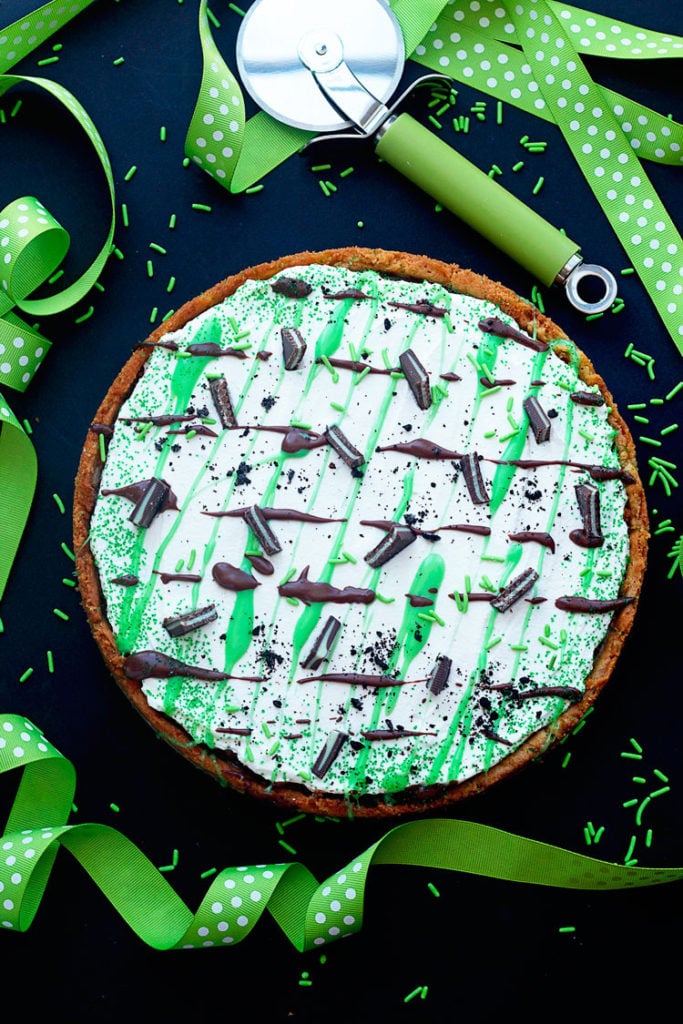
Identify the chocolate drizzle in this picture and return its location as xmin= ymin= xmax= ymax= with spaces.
xmin=186 ymin=342 xmax=248 ymax=358
xmin=376 ymin=438 xmax=462 ymax=460
xmin=279 ymin=567 xmax=375 ymax=606
xmin=271 ymin=276 xmax=312 ymax=298
xmin=298 ymin=672 xmax=410 ymax=687
xmin=102 ymin=477 xmax=179 ymax=515
xmin=570 ymin=391 xmax=605 ymax=407
xmin=478 ymin=316 xmax=549 ymax=352
xmin=212 ymin=562 xmax=260 ymax=591
xmin=123 ymin=650 xmax=262 ymax=682
xmin=388 ymin=299 xmax=447 ymax=317
xmin=508 ymin=531 xmax=555 ymax=553
xmin=555 ymin=595 xmax=635 ymax=613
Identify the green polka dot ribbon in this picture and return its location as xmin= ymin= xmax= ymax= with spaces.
xmin=1 ymin=713 xmax=681 ymax=949
xmin=183 ymin=0 xmax=683 ymax=356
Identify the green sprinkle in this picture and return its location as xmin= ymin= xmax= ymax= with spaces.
xmin=650 ymin=786 xmax=671 ymax=799
xmin=19 ymin=667 xmax=34 ymax=683
xmin=46 ymin=650 xmax=55 ymax=673
xmin=635 ymin=796 xmax=652 ymax=826
xmin=53 ymin=608 xmax=70 ymax=621
xmin=311 ymin=163 xmax=332 ymax=172
xmin=321 ymin=354 xmax=339 ymax=382
xmin=509 ymin=643 xmax=528 ymax=652
xmin=665 ymin=381 xmax=683 ymax=401
xmin=62 ymin=577 xmax=77 ymax=588
xmin=167 ymin=276 xmax=176 ymax=293
xmin=99 ymin=433 xmax=107 ymax=462
xmin=121 ymin=202 xmax=129 ymax=228
xmin=207 ymin=6 xmax=220 ymax=27
xmin=661 ymin=423 xmax=678 ymax=436
xmin=150 ymin=306 xmax=158 ymax=323
xmin=278 ymin=840 xmax=297 ymax=856
xmin=356 ymin=220 xmax=364 ymax=228
xmin=61 ymin=541 xmax=75 ymax=561
xmin=374 ymin=592 xmax=395 ymax=604
xmin=585 ymin=312 xmax=604 ymax=322
xmin=496 ymin=100 xmax=503 ymax=124
xmin=319 ymin=180 xmax=330 ymax=197
xmin=427 ymin=882 xmax=440 ymax=898
xmin=624 ymin=835 xmax=637 ymax=864
xmin=200 ymin=867 xmax=217 ymax=879
xmin=52 ymin=492 xmax=65 ymax=514
xmin=146 ymin=260 xmax=154 ymax=278
xmin=191 ymin=203 xmax=212 ymax=212
xmin=0 ymin=616 xmax=3 ymax=634
xmin=404 ymin=987 xmax=424 ymax=1004
xmin=653 ymin=768 xmax=669 ymax=783
xmin=228 ymin=2 xmax=246 ymax=13
xmin=246 ymin=184 xmax=264 ymax=194
xmin=109 ymin=803 xmax=120 ymax=813
xmin=182 ymin=157 xmax=191 ymax=167
xmin=558 ymin=926 xmax=576 ymax=934
xmin=428 ymin=115 xmax=442 ymax=130
xmin=622 ymin=798 xmax=639 ymax=809
xmin=620 ymin=267 xmax=635 ymax=275
xmin=75 ymin=306 xmax=95 ymax=324
xmin=149 ymin=242 xmax=167 ymax=254
xmin=620 ymin=751 xmax=643 ymax=761
xmin=124 ymin=165 xmax=137 ymax=181
xmin=512 ymin=160 xmax=525 ymax=172
xmin=37 ymin=55 xmax=60 ymax=66
xmin=330 ymin=401 xmax=345 ymax=412
xmin=113 ymin=56 xmax=125 ymax=66
xmin=340 ymin=166 xmax=355 ymax=177
xmin=354 ymin=365 xmax=371 ymax=385
xmin=168 ymin=213 xmax=177 ymax=229
xmin=485 ymin=636 xmax=502 ymax=651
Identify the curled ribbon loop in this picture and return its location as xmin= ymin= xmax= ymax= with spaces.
xmin=0 ymin=197 xmax=64 ymax=393
xmin=1 ymin=714 xmax=681 ymax=950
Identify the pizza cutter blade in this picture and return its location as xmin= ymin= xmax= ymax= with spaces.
xmin=236 ymin=0 xmax=617 ymax=314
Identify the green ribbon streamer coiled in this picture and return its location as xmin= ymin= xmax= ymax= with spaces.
xmin=1 ymin=713 xmax=681 ymax=950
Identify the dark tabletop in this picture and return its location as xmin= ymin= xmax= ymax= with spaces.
xmin=1 ymin=0 xmax=681 ymax=1019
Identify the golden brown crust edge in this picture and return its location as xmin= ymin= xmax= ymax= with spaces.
xmin=73 ymin=247 xmax=649 ymax=819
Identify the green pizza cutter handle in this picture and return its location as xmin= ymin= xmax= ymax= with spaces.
xmin=375 ymin=111 xmax=615 ymax=312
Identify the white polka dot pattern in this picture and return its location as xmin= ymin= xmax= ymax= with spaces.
xmin=411 ymin=1 xmax=683 ymax=353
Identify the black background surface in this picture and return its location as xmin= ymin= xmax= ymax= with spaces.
xmin=1 ymin=1 xmax=681 ymax=1019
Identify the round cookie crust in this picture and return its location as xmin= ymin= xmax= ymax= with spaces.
xmin=73 ymin=247 xmax=648 ymax=818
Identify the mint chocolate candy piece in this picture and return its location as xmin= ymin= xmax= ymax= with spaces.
xmin=399 ymin=347 xmax=432 ymax=409
xmin=209 ymin=376 xmax=237 ymax=428
xmin=326 ymin=424 xmax=365 ymax=469
xmin=163 ymin=603 xmax=218 ymax=637
xmin=300 ymin=615 xmax=342 ymax=671
xmin=523 ymin=395 xmax=552 ymax=443
xmin=281 ymin=327 xmax=307 ymax=370
xmin=491 ymin=567 xmax=539 ymax=612
xmin=129 ymin=477 xmax=170 ymax=528
xmin=365 ymin=523 xmax=416 ymax=568
xmin=312 ymin=729 xmax=348 ymax=779
xmin=427 ymin=655 xmax=452 ymax=696
xmin=244 ymin=504 xmax=282 ymax=556
xmin=459 ymin=452 xmax=489 ymax=505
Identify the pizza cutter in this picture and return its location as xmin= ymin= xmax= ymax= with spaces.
xmin=236 ymin=0 xmax=617 ymax=314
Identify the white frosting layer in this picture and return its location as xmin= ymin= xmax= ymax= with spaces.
xmin=89 ymin=264 xmax=631 ymax=800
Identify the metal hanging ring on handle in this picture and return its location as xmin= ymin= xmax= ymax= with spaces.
xmin=562 ymin=261 xmax=619 ymax=315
